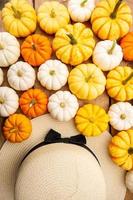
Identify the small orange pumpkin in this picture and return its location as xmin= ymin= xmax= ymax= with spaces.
xmin=21 ymin=34 xmax=52 ymax=67
xmin=3 ymin=114 xmax=32 ymax=143
xmin=19 ymin=88 xmax=48 ymax=118
xmin=120 ymin=32 xmax=133 ymax=61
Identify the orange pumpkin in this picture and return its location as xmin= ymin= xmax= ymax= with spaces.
xmin=21 ymin=34 xmax=52 ymax=67
xmin=120 ymin=32 xmax=133 ymax=61
xmin=3 ymin=114 xmax=32 ymax=143
xmin=19 ymin=88 xmax=48 ymax=118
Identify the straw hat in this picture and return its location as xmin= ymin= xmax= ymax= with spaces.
xmin=0 ymin=114 xmax=126 ymax=200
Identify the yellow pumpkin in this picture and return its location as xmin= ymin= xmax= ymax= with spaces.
xmin=106 ymin=66 xmax=133 ymax=101
xmin=75 ymin=104 xmax=109 ymax=137
xmin=91 ymin=0 xmax=132 ymax=40
xmin=109 ymin=129 xmax=133 ymax=171
xmin=37 ymin=1 xmax=70 ymax=35
xmin=52 ymin=23 xmax=95 ymax=66
xmin=2 ymin=0 xmax=37 ymax=37
xmin=68 ymin=63 xmax=106 ymax=100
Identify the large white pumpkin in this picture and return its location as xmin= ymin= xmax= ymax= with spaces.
xmin=93 ymin=40 xmax=123 ymax=71
xmin=48 ymin=91 xmax=79 ymax=122
xmin=68 ymin=0 xmax=95 ymax=22
xmin=7 ymin=61 xmax=36 ymax=91
xmin=0 ymin=68 xmax=3 ymax=86
xmin=108 ymin=102 xmax=133 ymax=131
xmin=0 ymin=32 xmax=20 ymax=67
xmin=0 ymin=86 xmax=19 ymax=117
xmin=37 ymin=60 xmax=69 ymax=90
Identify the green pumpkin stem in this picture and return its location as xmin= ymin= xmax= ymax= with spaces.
xmin=122 ymin=72 xmax=133 ymax=85
xmin=66 ymin=33 xmax=77 ymax=45
xmin=110 ymin=0 xmax=123 ymax=19
xmin=50 ymin=9 xmax=56 ymax=18
xmin=11 ymin=5 xmax=21 ymax=18
xmin=0 ymin=98 xmax=4 ymax=104
xmin=108 ymin=41 xmax=116 ymax=54
xmin=80 ymin=0 xmax=88 ymax=6
xmin=128 ymin=147 xmax=133 ymax=155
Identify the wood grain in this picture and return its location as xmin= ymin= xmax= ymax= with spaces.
xmin=0 ymin=0 xmax=133 ymax=199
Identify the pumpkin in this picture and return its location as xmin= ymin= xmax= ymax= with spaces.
xmin=68 ymin=0 xmax=95 ymax=22
xmin=125 ymin=171 xmax=133 ymax=193
xmin=0 ymin=86 xmax=19 ymax=117
xmin=68 ymin=63 xmax=106 ymax=100
xmin=3 ymin=114 xmax=32 ymax=143
xmin=48 ymin=91 xmax=79 ymax=122
xmin=75 ymin=104 xmax=109 ymax=137
xmin=52 ymin=23 xmax=95 ymax=66
xmin=0 ymin=32 xmax=20 ymax=67
xmin=106 ymin=66 xmax=133 ymax=101
xmin=108 ymin=102 xmax=133 ymax=131
xmin=37 ymin=1 xmax=70 ymax=35
xmin=120 ymin=32 xmax=133 ymax=61
xmin=91 ymin=0 xmax=132 ymax=40
xmin=2 ymin=0 xmax=37 ymax=38
xmin=93 ymin=40 xmax=123 ymax=71
xmin=37 ymin=59 xmax=69 ymax=90
xmin=19 ymin=89 xmax=48 ymax=118
xmin=0 ymin=68 xmax=3 ymax=86
xmin=7 ymin=61 xmax=36 ymax=91
xmin=109 ymin=129 xmax=133 ymax=171
xmin=21 ymin=34 xmax=52 ymax=67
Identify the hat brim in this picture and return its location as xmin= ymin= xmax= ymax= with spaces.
xmin=0 ymin=114 xmax=126 ymax=200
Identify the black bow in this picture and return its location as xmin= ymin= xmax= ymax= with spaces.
xmin=44 ymin=129 xmax=86 ymax=146
xmin=22 ymin=129 xmax=100 ymax=166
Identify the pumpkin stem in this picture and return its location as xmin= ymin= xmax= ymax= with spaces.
xmin=29 ymin=99 xmax=36 ymax=107
xmin=60 ymin=102 xmax=65 ymax=108
xmin=110 ymin=0 xmax=123 ymax=19
xmin=66 ymin=33 xmax=77 ymax=45
xmin=0 ymin=98 xmax=4 ymax=104
xmin=10 ymin=128 xmax=18 ymax=133
xmin=32 ymin=43 xmax=36 ymax=50
xmin=108 ymin=41 xmax=116 ymax=54
xmin=50 ymin=9 xmax=56 ymax=18
xmin=122 ymin=72 xmax=133 ymax=85
xmin=128 ymin=147 xmax=133 ymax=155
xmin=17 ymin=70 xmax=23 ymax=77
xmin=0 ymin=43 xmax=4 ymax=50
xmin=11 ymin=5 xmax=21 ymax=18
xmin=120 ymin=114 xmax=126 ymax=120
xmin=49 ymin=70 xmax=55 ymax=75
xmin=80 ymin=0 xmax=88 ymax=6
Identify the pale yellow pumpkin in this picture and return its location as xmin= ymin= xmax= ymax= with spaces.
xmin=37 ymin=1 xmax=70 ymax=35
xmin=68 ymin=63 xmax=106 ymax=100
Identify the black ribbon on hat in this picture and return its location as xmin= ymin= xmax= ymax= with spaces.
xmin=23 ymin=129 xmax=100 ymax=165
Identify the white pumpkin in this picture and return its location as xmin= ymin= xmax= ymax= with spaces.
xmin=68 ymin=0 xmax=95 ymax=22
xmin=125 ymin=171 xmax=133 ymax=193
xmin=0 ymin=86 xmax=19 ymax=117
xmin=48 ymin=91 xmax=79 ymax=122
xmin=7 ymin=61 xmax=36 ymax=91
xmin=108 ymin=102 xmax=133 ymax=131
xmin=0 ymin=68 xmax=3 ymax=86
xmin=0 ymin=32 xmax=20 ymax=67
xmin=37 ymin=60 xmax=69 ymax=90
xmin=93 ymin=40 xmax=123 ymax=71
